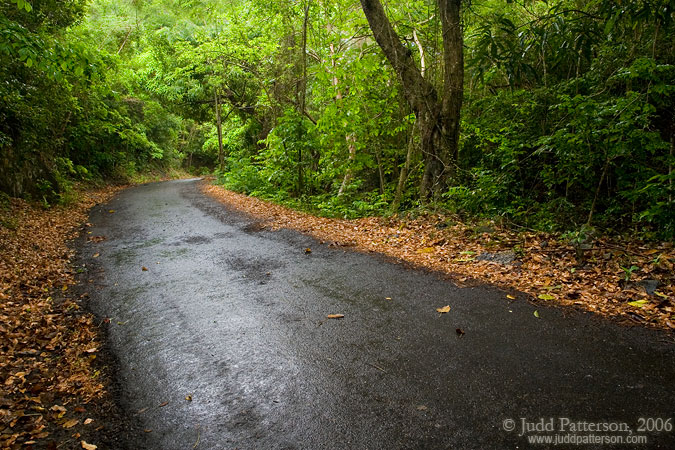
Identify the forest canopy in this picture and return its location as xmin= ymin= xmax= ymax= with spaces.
xmin=1 ymin=0 xmax=673 ymax=239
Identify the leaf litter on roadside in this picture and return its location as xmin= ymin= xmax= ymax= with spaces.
xmin=0 ymin=185 xmax=123 ymax=448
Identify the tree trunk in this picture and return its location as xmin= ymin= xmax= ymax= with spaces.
xmin=374 ymin=144 xmax=386 ymax=195
xmin=391 ymin=125 xmax=417 ymax=211
xmin=359 ymin=0 xmax=463 ymax=201
xmin=338 ymin=134 xmax=356 ymax=196
xmin=215 ymin=90 xmax=224 ymax=171
xmin=296 ymin=1 xmax=310 ymax=196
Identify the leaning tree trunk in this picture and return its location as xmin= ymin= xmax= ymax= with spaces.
xmin=360 ymin=0 xmax=463 ymax=201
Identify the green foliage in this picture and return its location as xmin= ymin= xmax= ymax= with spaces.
xmin=0 ymin=0 xmax=672 ymax=238
xmin=456 ymin=0 xmax=674 ymax=238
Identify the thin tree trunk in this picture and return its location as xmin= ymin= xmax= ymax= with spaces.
xmin=392 ymin=125 xmax=417 ymax=211
xmin=215 ymin=90 xmax=224 ymax=171
xmin=374 ymin=144 xmax=386 ymax=195
xmin=670 ymin=132 xmax=673 ymax=204
xmin=412 ymin=28 xmax=426 ymax=78
xmin=328 ymin=41 xmax=358 ymax=198
xmin=338 ymin=135 xmax=356 ymax=196
xmin=587 ymin=157 xmax=609 ymax=226
xmin=296 ymin=1 xmax=310 ymax=195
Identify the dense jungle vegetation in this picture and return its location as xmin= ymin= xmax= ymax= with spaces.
xmin=1 ymin=0 xmax=673 ymax=238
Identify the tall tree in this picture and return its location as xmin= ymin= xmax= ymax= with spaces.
xmin=359 ymin=0 xmax=463 ymax=199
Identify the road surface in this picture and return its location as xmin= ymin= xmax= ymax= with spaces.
xmin=78 ymin=179 xmax=674 ymax=449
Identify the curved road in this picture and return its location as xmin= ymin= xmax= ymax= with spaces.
xmin=78 ymin=179 xmax=674 ymax=449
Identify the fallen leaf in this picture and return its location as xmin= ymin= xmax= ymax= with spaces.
xmin=456 ymin=328 xmax=465 ymax=337
xmin=416 ymin=405 xmax=428 ymax=411
xmin=85 ymin=348 xmax=98 ymax=353
xmin=628 ymin=300 xmax=648 ymax=308
xmin=538 ymin=294 xmax=555 ymax=300
xmin=436 ymin=305 xmax=451 ymax=313
xmin=144 ymin=429 xmax=153 ymax=433
xmin=142 ymin=266 xmax=148 ymax=271
xmin=81 ymin=441 xmax=97 ymax=450
xmin=108 ymin=209 xmax=115 ymax=213
xmin=63 ymin=419 xmax=79 ymax=428
xmin=326 ymin=314 xmax=344 ymax=319
xmin=654 ymin=291 xmax=668 ymax=299
xmin=416 ymin=247 xmax=435 ymax=254
xmin=385 ymin=297 xmax=392 ymax=300
xmin=84 ymin=418 xmax=93 ymax=425
xmin=534 ymin=310 xmax=540 ymax=318
xmin=506 ymin=295 xmax=516 ymax=300
xmin=159 ymin=401 xmax=169 ymax=407
xmin=50 ymin=405 xmax=66 ymax=413
xmin=92 ymin=253 xmax=100 ymax=258
xmin=185 ymin=395 xmax=192 ymax=401
xmin=304 ymin=248 xmax=312 ymax=254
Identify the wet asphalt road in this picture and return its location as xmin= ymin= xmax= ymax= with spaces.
xmin=78 ymin=179 xmax=675 ymax=449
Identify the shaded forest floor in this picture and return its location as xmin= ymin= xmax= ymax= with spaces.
xmin=0 ymin=185 xmax=129 ymax=449
xmin=203 ymin=182 xmax=675 ymax=331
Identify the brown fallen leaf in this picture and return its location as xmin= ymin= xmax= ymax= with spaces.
xmin=159 ymin=401 xmax=169 ymax=407
xmin=416 ymin=405 xmax=428 ymax=411
xmin=84 ymin=418 xmax=93 ymax=425
xmin=63 ymin=419 xmax=79 ymax=428
xmin=185 ymin=395 xmax=192 ymax=401
xmin=142 ymin=266 xmax=148 ymax=271
xmin=144 ymin=429 xmax=153 ymax=433
xmin=436 ymin=305 xmax=451 ymax=314
xmin=92 ymin=253 xmax=100 ymax=258
xmin=456 ymin=328 xmax=465 ymax=337
xmin=85 ymin=348 xmax=98 ymax=353
xmin=81 ymin=441 xmax=97 ymax=450
xmin=326 ymin=314 xmax=344 ymax=319
xmin=304 ymin=248 xmax=312 ymax=254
